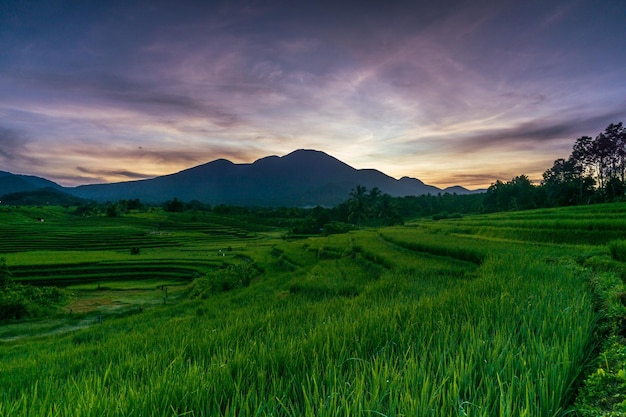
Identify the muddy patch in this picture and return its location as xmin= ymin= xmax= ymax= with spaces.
xmin=0 ymin=285 xmax=186 ymax=342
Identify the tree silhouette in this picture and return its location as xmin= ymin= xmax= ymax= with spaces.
xmin=568 ymin=123 xmax=625 ymax=200
xmin=164 ymin=197 xmax=185 ymax=212
xmin=374 ymin=193 xmax=402 ymax=225
xmin=367 ymin=187 xmax=382 ymax=205
xmin=571 ymin=135 xmax=595 ymax=180
xmin=541 ymin=158 xmax=594 ymax=206
xmin=484 ymin=175 xmax=539 ymax=212
xmin=348 ymin=185 xmax=368 ymax=228
xmin=598 ymin=123 xmax=625 ymax=199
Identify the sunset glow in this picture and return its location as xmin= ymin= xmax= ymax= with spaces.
xmin=1 ymin=1 xmax=625 ymax=189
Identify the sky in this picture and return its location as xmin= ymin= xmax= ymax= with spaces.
xmin=1 ymin=0 xmax=626 ymax=189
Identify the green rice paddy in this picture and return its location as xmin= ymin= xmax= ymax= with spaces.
xmin=0 ymin=203 xmax=624 ymax=416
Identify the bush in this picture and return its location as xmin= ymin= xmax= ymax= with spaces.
xmin=574 ymin=339 xmax=626 ymax=415
xmin=322 ymin=221 xmax=355 ymax=235
xmin=432 ymin=212 xmax=462 ymax=221
xmin=609 ymin=240 xmax=626 ymax=262
xmin=0 ymin=300 xmax=28 ymax=320
xmin=573 ymin=270 xmax=626 ymax=415
xmin=0 ymin=258 xmax=13 ymax=288
xmin=164 ymin=198 xmax=185 ymax=213
xmin=190 ymin=262 xmax=260 ymax=298
xmin=0 ymin=282 xmax=68 ymax=322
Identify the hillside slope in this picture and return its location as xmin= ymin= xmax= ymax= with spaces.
xmin=0 ymin=171 xmax=63 ymax=197
xmin=69 ymin=149 xmax=474 ymax=206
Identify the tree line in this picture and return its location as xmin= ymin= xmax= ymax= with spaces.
xmin=485 ymin=122 xmax=626 ymax=211
xmin=543 ymin=122 xmax=625 ymax=204
xmin=339 ymin=122 xmax=626 ymax=220
xmin=7 ymin=123 xmax=624 ymax=233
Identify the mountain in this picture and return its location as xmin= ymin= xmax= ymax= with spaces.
xmin=67 ymin=149 xmax=479 ymax=207
xmin=0 ymin=171 xmax=63 ymax=197
xmin=443 ymin=185 xmax=475 ymax=194
xmin=0 ymin=187 xmax=90 ymax=206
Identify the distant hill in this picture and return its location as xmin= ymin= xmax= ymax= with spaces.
xmin=0 ymin=187 xmax=90 ymax=206
xmin=0 ymin=171 xmax=63 ymax=197
xmin=1 ymin=150 xmax=482 ymax=207
xmin=442 ymin=185 xmax=483 ymax=194
xmin=66 ymin=149 xmax=481 ymax=206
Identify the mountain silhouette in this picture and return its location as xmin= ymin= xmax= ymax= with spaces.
xmin=0 ymin=171 xmax=62 ymax=196
xmin=2 ymin=150 xmax=479 ymax=206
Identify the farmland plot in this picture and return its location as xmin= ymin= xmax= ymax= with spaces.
xmin=0 ymin=204 xmax=622 ymax=416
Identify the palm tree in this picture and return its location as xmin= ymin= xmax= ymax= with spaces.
xmin=375 ymin=193 xmax=402 ymax=226
xmin=368 ymin=187 xmax=382 ymax=204
xmin=348 ymin=185 xmax=368 ymax=228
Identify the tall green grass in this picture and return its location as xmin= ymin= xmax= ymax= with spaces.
xmin=608 ymin=240 xmax=626 ymax=263
xmin=0 ymin=203 xmax=618 ymax=415
xmin=0 ymin=250 xmax=595 ymax=414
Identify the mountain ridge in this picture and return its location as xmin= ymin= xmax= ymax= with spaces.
xmin=0 ymin=170 xmax=63 ymax=197
xmin=1 ymin=150 xmax=482 ymax=206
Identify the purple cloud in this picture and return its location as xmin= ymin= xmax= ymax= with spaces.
xmin=1 ymin=0 xmax=626 ymax=188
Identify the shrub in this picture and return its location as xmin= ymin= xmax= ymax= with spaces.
xmin=322 ymin=221 xmax=355 ymax=235
xmin=0 ymin=301 xmax=27 ymax=320
xmin=609 ymin=240 xmax=626 ymax=262
xmin=0 ymin=265 xmax=68 ymax=321
xmin=190 ymin=262 xmax=260 ymax=298
xmin=0 ymin=257 xmax=13 ymax=288
xmin=432 ymin=212 xmax=462 ymax=221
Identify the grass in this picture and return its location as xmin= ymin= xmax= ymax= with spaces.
xmin=0 ymin=203 xmax=624 ymax=415
xmin=609 ymin=240 xmax=626 ymax=263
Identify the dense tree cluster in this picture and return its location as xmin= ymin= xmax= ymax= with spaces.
xmin=485 ymin=122 xmax=626 ymax=211
xmin=483 ymin=175 xmax=544 ymax=212
xmin=290 ymin=186 xmax=404 ymax=234
xmin=544 ymin=122 xmax=625 ymax=203
xmin=342 ymin=186 xmax=403 ymax=227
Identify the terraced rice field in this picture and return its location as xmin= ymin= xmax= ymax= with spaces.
xmin=0 ymin=207 xmax=265 ymax=287
xmin=0 ymin=203 xmax=625 ymax=416
xmin=0 ymin=207 xmax=269 ymax=339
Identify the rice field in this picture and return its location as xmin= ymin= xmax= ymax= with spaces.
xmin=0 ymin=203 xmax=624 ymax=416
xmin=1 ymin=208 xmax=265 ymax=287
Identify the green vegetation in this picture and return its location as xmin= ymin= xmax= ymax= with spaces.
xmin=0 ymin=203 xmax=624 ymax=416
xmin=0 ymin=187 xmax=87 ymax=207
xmin=485 ymin=122 xmax=626 ymax=211
xmin=190 ymin=261 xmax=260 ymax=297
xmin=609 ymin=240 xmax=626 ymax=263
xmin=572 ymin=270 xmax=626 ymax=416
xmin=0 ymin=257 xmax=68 ymax=321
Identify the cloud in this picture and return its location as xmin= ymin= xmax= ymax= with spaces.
xmin=75 ymin=166 xmax=154 ymax=180
xmin=455 ymin=121 xmax=577 ymax=153
xmin=430 ymin=110 xmax=626 ymax=157
xmin=0 ymin=127 xmax=40 ymax=169
xmin=0 ymin=127 xmax=26 ymax=161
xmin=8 ymin=70 xmax=242 ymax=128
xmin=430 ymin=157 xmax=555 ymax=188
xmin=44 ymin=142 xmax=270 ymax=186
xmin=1 ymin=0 xmax=626 ymax=191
